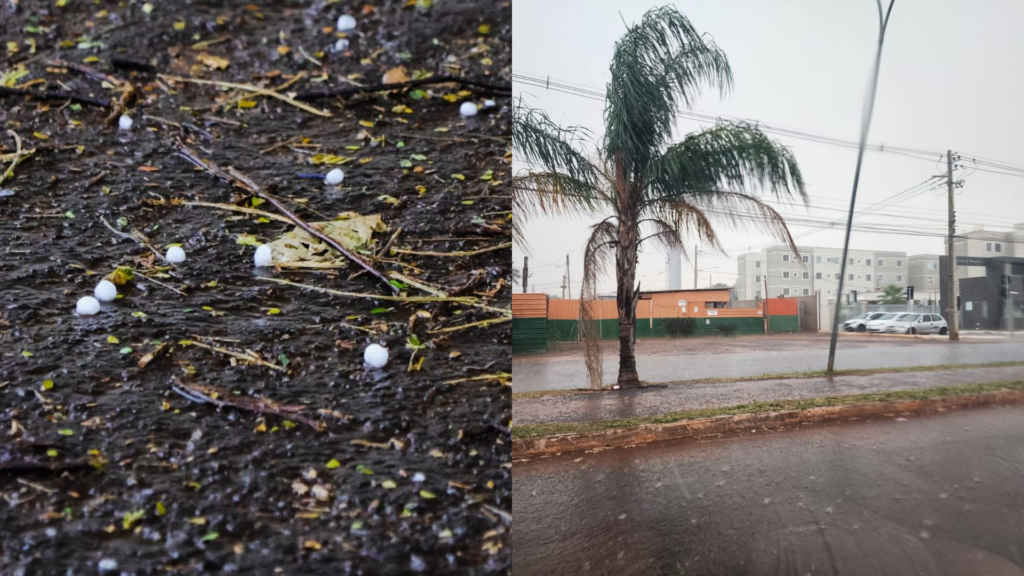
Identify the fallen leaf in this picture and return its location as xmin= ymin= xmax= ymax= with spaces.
xmin=197 ymin=53 xmax=229 ymax=70
xmin=383 ymin=66 xmax=410 ymax=84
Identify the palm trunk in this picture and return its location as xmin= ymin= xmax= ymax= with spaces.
xmin=614 ymin=154 xmax=642 ymax=388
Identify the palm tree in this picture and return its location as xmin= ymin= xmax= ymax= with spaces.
xmin=513 ymin=6 xmax=807 ymax=388
xmin=881 ymin=284 xmax=906 ymax=304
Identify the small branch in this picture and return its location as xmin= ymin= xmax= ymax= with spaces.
xmin=429 ymin=316 xmax=511 ymax=334
xmin=159 ymin=74 xmax=332 ymax=117
xmin=100 ymin=216 xmax=168 ymax=263
xmin=392 ymin=242 xmax=511 ymax=258
xmin=295 ymin=75 xmax=512 ymax=101
xmin=179 ymin=339 xmax=287 ymax=372
xmin=184 ymin=200 xmax=293 ymax=224
xmin=257 ymin=277 xmax=507 ymax=314
xmin=138 ymin=273 xmax=187 ymax=296
xmin=0 ymin=86 xmax=111 ymax=108
xmin=172 ymin=380 xmax=324 ymax=431
xmin=388 ymin=272 xmax=448 ymax=297
xmin=0 ymin=130 xmax=32 ymax=187
xmin=443 ymin=372 xmax=511 ymax=386
xmin=174 ymin=142 xmax=397 ymax=293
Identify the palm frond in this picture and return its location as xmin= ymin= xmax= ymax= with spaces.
xmin=643 ymin=122 xmax=807 ymax=206
xmin=604 ymin=6 xmax=732 ymax=179
xmin=660 ymin=191 xmax=800 ymax=257
xmin=640 ymin=199 xmax=723 ymax=254
xmin=579 ymin=218 xmax=618 ymax=389
xmin=637 ymin=217 xmax=686 ymax=253
xmin=513 ymin=101 xmax=597 ymax=184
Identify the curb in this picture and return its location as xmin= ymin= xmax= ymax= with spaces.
xmin=511 ymin=389 xmax=1024 ymax=458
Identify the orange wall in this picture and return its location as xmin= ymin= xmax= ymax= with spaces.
xmin=511 ymin=293 xmax=548 ymax=319
xmin=546 ymin=291 xmax=763 ymax=321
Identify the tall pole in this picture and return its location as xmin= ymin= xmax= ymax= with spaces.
xmin=946 ymin=150 xmax=959 ymax=340
xmin=693 ymin=244 xmax=698 ymax=290
xmin=827 ymin=0 xmax=896 ymax=373
xmin=566 ymin=253 xmax=571 ymax=300
xmin=1006 ymin=262 xmax=1014 ymax=339
xmin=561 ymin=276 xmax=566 ymax=299
xmin=522 ymin=256 xmax=528 ymax=293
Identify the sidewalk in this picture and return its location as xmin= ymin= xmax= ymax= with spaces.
xmin=514 ymin=365 xmax=1024 ymax=426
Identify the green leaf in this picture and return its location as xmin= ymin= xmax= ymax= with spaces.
xmin=64 ymin=211 xmax=75 ymax=219
xmin=123 ymin=509 xmax=145 ymax=530
xmin=58 ymin=429 xmax=73 ymax=436
xmin=201 ymin=532 xmax=219 ymax=542
xmin=326 ymin=458 xmax=341 ymax=469
xmin=408 ymin=334 xmax=421 ymax=347
xmin=408 ymin=90 xmax=425 ymax=100
xmin=116 ymin=217 xmax=128 ymax=227
xmin=119 ymin=347 xmax=134 ymax=355
xmin=396 ymin=141 xmax=406 ymax=148
xmin=356 ymin=464 xmax=373 ymax=475
xmin=277 ymin=353 xmax=289 ymax=368
xmin=410 ymin=154 xmax=427 ymax=161
xmin=46 ymin=449 xmax=58 ymax=457
xmin=370 ymin=307 xmax=388 ymax=314
xmin=69 ymin=103 xmax=82 ymax=111
xmin=419 ymin=489 xmax=436 ymax=499
xmin=131 ymin=311 xmax=147 ymax=318
xmin=381 ymin=479 xmax=397 ymax=489
xmin=399 ymin=159 xmax=413 ymax=168
xmin=479 ymin=169 xmax=494 ymax=181
xmin=21 ymin=350 xmax=33 ymax=358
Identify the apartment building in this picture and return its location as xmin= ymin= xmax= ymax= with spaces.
xmin=736 ymin=245 xmax=909 ymax=301
xmin=909 ymin=254 xmax=942 ymax=301
xmin=953 ymin=224 xmax=1024 ymax=282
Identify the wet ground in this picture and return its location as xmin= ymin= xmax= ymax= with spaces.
xmin=1 ymin=1 xmax=510 ymax=573
xmin=513 ymin=404 xmax=1024 ymax=576
xmin=514 ymin=364 xmax=1024 ymax=424
xmin=513 ymin=334 xmax=1024 ymax=392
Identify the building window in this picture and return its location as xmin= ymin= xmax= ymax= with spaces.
xmin=782 ymin=254 xmax=790 ymax=262
xmin=889 ymin=259 xmax=895 ymax=266
xmin=815 ymin=256 xmax=822 ymax=264
xmin=802 ymin=255 xmax=809 ymax=263
xmin=848 ymin=273 xmax=854 ymax=281
xmin=755 ymin=275 xmax=761 ymax=283
xmin=896 ymin=259 xmax=903 ymax=267
xmin=866 ymin=274 xmax=872 ymax=281
xmin=926 ymin=261 xmax=935 ymax=270
xmin=803 ymin=288 xmax=810 ymax=295
xmin=755 ymin=291 xmax=761 ymax=299
xmin=897 ymin=274 xmax=904 ymax=282
xmin=816 ymin=272 xmax=822 ymax=280
xmin=927 ymin=276 xmax=934 ymax=284
xmin=866 ymin=258 xmax=872 ymax=266
xmin=848 ymin=258 xmax=854 ymax=265
xmin=783 ymin=288 xmax=790 ymax=295
xmin=856 ymin=259 xmax=862 ymax=265
xmin=996 ymin=243 xmax=1002 ymax=253
xmin=828 ymin=257 xmax=839 ymax=264
xmin=878 ymin=274 xmax=884 ymax=281
xmin=987 ymin=242 xmax=993 ymax=252
xmin=782 ymin=271 xmax=790 ymax=279
xmin=802 ymin=272 xmax=809 ymax=279
xmin=755 ymin=260 xmax=761 ymax=268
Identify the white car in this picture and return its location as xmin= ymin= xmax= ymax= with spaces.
xmin=843 ymin=312 xmax=888 ymax=332
xmin=885 ymin=313 xmax=949 ymax=335
xmin=864 ymin=313 xmax=902 ymax=333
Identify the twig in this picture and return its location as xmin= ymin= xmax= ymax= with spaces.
xmin=295 ymin=75 xmax=512 ymax=101
xmin=49 ymin=58 xmax=135 ymax=124
xmin=392 ymin=242 xmax=511 ymax=258
xmin=184 ymin=200 xmax=293 ymax=223
xmin=175 ymin=142 xmax=397 ymax=293
xmin=159 ymin=74 xmax=331 ymax=117
xmin=0 ymin=86 xmax=111 ymax=108
xmin=257 ymin=277 xmax=508 ymax=314
xmin=388 ymin=272 xmax=448 ymax=297
xmin=429 ymin=316 xmax=511 ymax=334
xmin=143 ymin=115 xmax=214 ymax=140
xmin=179 ymin=339 xmax=287 ymax=372
xmin=85 ymin=170 xmax=109 ymax=188
xmin=137 ymin=342 xmax=170 ymax=369
xmin=443 ymin=372 xmax=511 ymax=386
xmin=172 ymin=380 xmax=323 ymax=431
xmin=138 ymin=273 xmax=187 ymax=297
xmin=99 ymin=216 xmax=168 ymax=263
xmin=1 ymin=130 xmax=33 ymax=187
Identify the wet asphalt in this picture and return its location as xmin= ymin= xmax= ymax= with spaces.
xmin=513 ymin=338 xmax=1024 ymax=392
xmin=513 ymin=365 xmax=1024 ymax=425
xmin=513 ymin=404 xmax=1024 ymax=576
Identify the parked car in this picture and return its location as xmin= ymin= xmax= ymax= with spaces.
xmin=885 ymin=313 xmax=949 ymax=335
xmin=843 ymin=312 xmax=888 ymax=332
xmin=864 ymin=313 xmax=902 ymax=333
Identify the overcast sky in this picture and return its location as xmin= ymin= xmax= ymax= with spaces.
xmin=512 ymin=0 xmax=1024 ymax=297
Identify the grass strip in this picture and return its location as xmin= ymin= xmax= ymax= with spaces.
xmin=512 ymin=361 xmax=1024 ymax=400
xmin=512 ymin=379 xmax=1024 ymax=439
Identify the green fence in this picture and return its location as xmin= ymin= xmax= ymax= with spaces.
xmin=768 ymin=315 xmax=800 ymax=333
xmin=546 ymin=317 xmax=764 ymax=342
xmin=512 ymin=318 xmax=548 ymax=354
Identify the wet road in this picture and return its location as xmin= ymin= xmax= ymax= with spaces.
xmin=513 ymin=339 xmax=1024 ymax=392
xmin=513 ymin=405 xmax=1024 ymax=576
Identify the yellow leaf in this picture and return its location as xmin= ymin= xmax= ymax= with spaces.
xmin=434 ymin=127 xmax=449 ymax=132
xmin=309 ymin=154 xmax=354 ymax=165
xmin=267 ymin=308 xmax=281 ymax=315
xmin=33 ymin=132 xmax=49 ymax=141
xmin=189 ymin=517 xmax=206 ymax=525
xmin=326 ymin=458 xmax=340 ymax=469
xmin=238 ymin=99 xmax=258 ymax=109
xmin=359 ymin=157 xmax=373 ymax=164
xmin=442 ymin=94 xmax=459 ymax=103
xmin=382 ymin=66 xmax=411 ymax=84
xmin=452 ymin=174 xmax=465 ymax=181
xmin=197 ymin=53 xmax=229 ymax=70
xmin=42 ymin=379 xmax=54 ymax=390
xmin=481 ymin=57 xmax=493 ymax=66
xmin=304 ymin=540 xmax=322 ymax=550
xmin=358 ymin=120 xmax=375 ymax=128
xmin=415 ymin=185 xmax=426 ymax=196
xmin=391 ymin=104 xmax=413 ymax=114
xmin=173 ymin=21 xmax=185 ymax=31
xmin=83 ymin=56 xmax=99 ymax=64
xmin=155 ymin=502 xmax=166 ymax=516
xmin=254 ymin=422 xmax=267 ymax=433
xmin=277 ymin=45 xmax=291 ymax=56
xmin=478 ymin=24 xmax=491 ymax=34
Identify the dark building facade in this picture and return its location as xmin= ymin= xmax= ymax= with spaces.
xmin=939 ymin=255 xmax=1024 ymax=330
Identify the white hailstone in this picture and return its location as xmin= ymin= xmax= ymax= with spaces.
xmin=94 ymin=279 xmax=118 ymax=302
xmin=336 ymin=14 xmax=357 ymax=31
xmin=333 ymin=38 xmax=350 ymax=52
xmin=254 ymin=244 xmax=273 ymax=267
xmin=98 ymin=558 xmax=119 ymax=573
xmin=412 ymin=472 xmax=426 ymax=483
xmin=459 ymin=102 xmax=478 ymax=117
xmin=118 ymin=114 xmax=133 ymax=131
xmin=483 ymin=99 xmax=496 ymax=108
xmin=363 ymin=343 xmax=389 ymax=369
xmin=325 ymin=168 xmax=344 ymax=186
xmin=76 ymin=296 xmax=100 ymax=316
xmin=166 ymin=246 xmax=186 ymax=264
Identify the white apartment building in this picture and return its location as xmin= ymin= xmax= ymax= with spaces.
xmin=909 ymin=254 xmax=942 ymax=302
xmin=737 ymin=245 xmax=909 ymax=301
xmin=953 ymin=224 xmax=1024 ymax=281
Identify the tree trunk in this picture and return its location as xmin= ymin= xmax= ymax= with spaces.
xmin=614 ymin=156 xmax=641 ymax=388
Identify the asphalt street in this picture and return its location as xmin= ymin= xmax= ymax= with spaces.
xmin=513 ymin=405 xmax=1024 ymax=576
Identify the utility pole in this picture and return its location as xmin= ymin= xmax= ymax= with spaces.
xmin=522 ymin=256 xmax=528 ymax=293
xmin=565 ymin=254 xmax=571 ymax=300
xmin=946 ymin=150 xmax=959 ymax=340
xmin=693 ymin=244 xmax=698 ymax=290
xmin=560 ymin=275 xmax=566 ymax=299
xmin=1006 ymin=262 xmax=1014 ymax=339
xmin=764 ymin=273 xmax=770 ymax=334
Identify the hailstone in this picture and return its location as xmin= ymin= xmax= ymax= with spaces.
xmin=166 ymin=246 xmax=186 ymax=263
xmin=94 ymin=279 xmax=117 ymax=302
xmin=118 ymin=115 xmax=133 ymax=130
xmin=77 ymin=296 xmax=100 ymax=316
xmin=254 ymin=244 xmax=273 ymax=267
xmin=325 ymin=168 xmax=344 ymax=186
xmin=363 ymin=343 xmax=389 ymax=368
xmin=337 ymin=14 xmax=357 ymax=31
xmin=459 ymin=102 xmax=478 ymax=117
